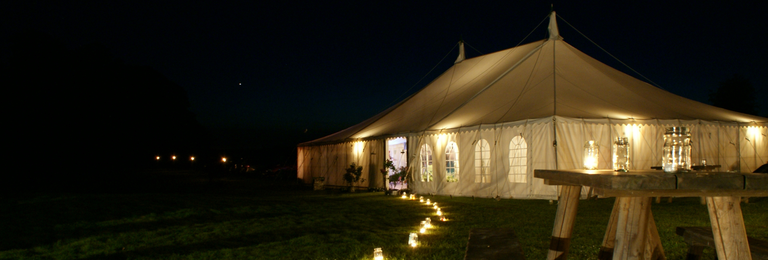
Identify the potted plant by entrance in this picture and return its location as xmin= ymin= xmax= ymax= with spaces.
xmin=313 ymin=177 xmax=325 ymax=191
xmin=343 ymin=163 xmax=365 ymax=192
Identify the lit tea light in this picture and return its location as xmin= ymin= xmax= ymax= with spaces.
xmin=373 ymin=248 xmax=383 ymax=260
xmin=401 ymin=192 xmax=407 ymax=199
xmin=419 ymin=221 xmax=427 ymax=233
xmin=419 ymin=196 xmax=424 ymax=203
xmin=433 ymin=203 xmax=438 ymax=209
xmin=410 ymin=194 xmax=415 ymax=200
xmin=436 ymin=208 xmax=442 ymax=216
xmin=425 ymin=217 xmax=432 ymax=228
xmin=425 ymin=198 xmax=431 ymax=205
xmin=440 ymin=215 xmax=446 ymax=221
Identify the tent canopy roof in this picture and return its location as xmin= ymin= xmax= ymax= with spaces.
xmin=301 ymin=12 xmax=766 ymax=146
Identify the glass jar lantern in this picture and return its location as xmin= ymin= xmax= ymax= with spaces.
xmin=662 ymin=127 xmax=691 ymax=173
xmin=613 ymin=137 xmax=630 ymax=172
xmin=373 ymin=248 xmax=383 ymax=260
xmin=408 ymin=232 xmax=418 ymax=247
xmin=583 ymin=140 xmax=599 ymax=170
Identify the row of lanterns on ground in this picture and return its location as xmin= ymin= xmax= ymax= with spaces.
xmin=373 ymin=193 xmax=446 ymax=260
xmin=583 ymin=127 xmax=692 ymax=173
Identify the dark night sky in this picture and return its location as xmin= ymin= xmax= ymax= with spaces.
xmin=2 ymin=1 xmax=766 ymax=161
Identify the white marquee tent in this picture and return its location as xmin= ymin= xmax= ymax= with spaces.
xmin=297 ymin=12 xmax=767 ymax=199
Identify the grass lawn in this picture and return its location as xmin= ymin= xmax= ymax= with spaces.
xmin=1 ymin=169 xmax=767 ymax=260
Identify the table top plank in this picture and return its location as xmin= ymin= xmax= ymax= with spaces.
xmin=677 ymin=172 xmax=744 ymax=190
xmin=534 ymin=169 xmax=768 ymax=197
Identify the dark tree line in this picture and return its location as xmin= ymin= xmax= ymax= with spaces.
xmin=2 ymin=31 xmax=211 ymax=189
xmin=709 ymin=74 xmax=760 ymax=116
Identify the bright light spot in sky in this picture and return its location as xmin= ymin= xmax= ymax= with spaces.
xmin=238 ymin=83 xmax=242 ymax=85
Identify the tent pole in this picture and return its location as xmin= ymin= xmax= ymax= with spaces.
xmin=552 ymin=38 xmax=559 ymax=170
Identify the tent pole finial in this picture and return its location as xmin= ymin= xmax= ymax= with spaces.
xmin=548 ymin=10 xmax=562 ymax=40
xmin=454 ymin=40 xmax=466 ymax=64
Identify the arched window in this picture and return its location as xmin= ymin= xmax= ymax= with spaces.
xmin=509 ymin=136 xmax=527 ymax=183
xmin=474 ymin=139 xmax=491 ymax=183
xmin=420 ymin=144 xmax=433 ymax=182
xmin=445 ymin=142 xmax=459 ymax=182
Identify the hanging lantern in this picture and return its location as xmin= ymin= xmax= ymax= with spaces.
xmin=613 ymin=137 xmax=630 ymax=172
xmin=425 ymin=217 xmax=432 ymax=228
xmin=419 ymin=196 xmax=424 ymax=203
xmin=420 ymin=221 xmax=427 ymax=233
xmin=662 ymin=127 xmax=691 ymax=173
xmin=425 ymin=198 xmax=431 ymax=205
xmin=373 ymin=248 xmax=383 ymax=260
xmin=408 ymin=233 xmax=418 ymax=247
xmin=583 ymin=140 xmax=599 ymax=170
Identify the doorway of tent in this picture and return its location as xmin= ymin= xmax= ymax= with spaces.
xmin=387 ymin=137 xmax=407 ymax=190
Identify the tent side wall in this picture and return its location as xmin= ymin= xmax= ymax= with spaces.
xmin=297 ymin=139 xmax=383 ymax=189
xmin=298 ymin=117 xmax=766 ymax=198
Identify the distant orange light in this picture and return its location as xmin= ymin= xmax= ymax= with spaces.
xmin=222 ymin=157 xmax=227 ymax=162
xmin=156 ymin=156 xmax=160 ymax=160
xmin=190 ymin=156 xmax=195 ymax=161
xmin=172 ymin=155 xmax=177 ymax=160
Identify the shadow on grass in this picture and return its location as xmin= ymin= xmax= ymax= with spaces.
xmin=0 ymin=169 xmax=311 ymax=252
xmin=79 ymin=226 xmax=309 ymax=260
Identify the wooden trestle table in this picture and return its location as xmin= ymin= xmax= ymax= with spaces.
xmin=534 ymin=169 xmax=768 ymax=260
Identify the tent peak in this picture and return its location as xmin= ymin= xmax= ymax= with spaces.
xmin=548 ymin=11 xmax=563 ymax=40
xmin=454 ymin=40 xmax=466 ymax=64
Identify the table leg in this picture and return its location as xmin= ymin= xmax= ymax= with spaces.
xmin=705 ymin=196 xmax=752 ymax=260
xmin=613 ymin=197 xmax=652 ymax=260
xmin=645 ymin=211 xmax=665 ymax=260
xmin=599 ymin=199 xmax=620 ymax=260
xmin=547 ymin=185 xmax=581 ymax=260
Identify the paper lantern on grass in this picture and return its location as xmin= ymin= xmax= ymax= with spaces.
xmin=436 ymin=208 xmax=442 ymax=216
xmin=425 ymin=198 xmax=431 ymax=205
xmin=401 ymin=192 xmax=407 ymax=199
xmin=419 ymin=196 xmax=424 ymax=203
xmin=583 ymin=140 xmax=599 ymax=170
xmin=420 ymin=221 xmax=427 ymax=233
xmin=425 ymin=217 xmax=432 ymax=228
xmin=433 ymin=203 xmax=438 ymax=209
xmin=408 ymin=233 xmax=418 ymax=247
xmin=373 ymin=248 xmax=383 ymax=260
xmin=440 ymin=216 xmax=446 ymax=221
xmin=409 ymin=194 xmax=415 ymax=200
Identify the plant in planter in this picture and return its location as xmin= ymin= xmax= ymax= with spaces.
xmin=388 ymin=166 xmax=409 ymax=190
xmin=343 ymin=162 xmax=365 ymax=192
xmin=382 ymin=159 xmax=396 ymax=190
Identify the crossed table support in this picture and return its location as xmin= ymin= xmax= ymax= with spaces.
xmin=534 ymin=169 xmax=768 ymax=260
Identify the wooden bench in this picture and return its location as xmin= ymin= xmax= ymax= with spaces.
xmin=464 ymin=228 xmax=526 ymax=260
xmin=676 ymin=226 xmax=768 ymax=260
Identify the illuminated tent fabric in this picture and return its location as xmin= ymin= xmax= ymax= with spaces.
xmin=297 ymin=12 xmax=767 ymax=199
